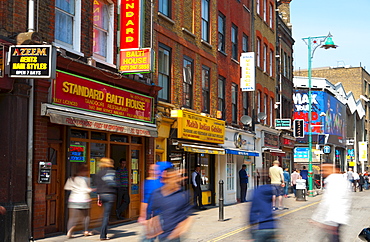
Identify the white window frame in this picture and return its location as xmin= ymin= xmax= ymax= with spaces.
xmin=54 ymin=0 xmax=82 ymax=54
xmin=263 ymin=44 xmax=267 ymax=72
xmin=270 ymin=97 xmax=273 ymax=125
xmin=256 ymin=0 xmax=260 ymax=15
xmin=269 ymin=4 xmax=273 ymax=28
xmin=263 ymin=0 xmax=267 ymax=22
xmin=93 ymin=1 xmax=114 ymax=65
xmin=226 ymin=155 xmax=235 ymax=191
xmin=269 ymin=49 xmax=273 ymax=76
xmin=257 ymin=38 xmax=261 ymax=67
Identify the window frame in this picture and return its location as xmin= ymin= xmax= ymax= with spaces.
xmin=263 ymin=44 xmax=267 ymax=72
xmin=231 ymin=24 xmax=238 ymax=60
xmin=159 ymin=0 xmax=171 ymax=17
xmin=218 ymin=76 xmax=226 ymax=120
xmin=55 ymin=0 xmax=82 ymax=52
xmin=269 ymin=3 xmax=273 ymax=28
xmin=242 ymin=34 xmax=248 ymax=53
xmin=158 ymin=43 xmax=172 ymax=102
xmin=218 ymin=13 xmax=226 ymax=53
xmin=242 ymin=91 xmax=248 ymax=115
xmin=201 ymin=0 xmax=210 ymax=42
xmin=202 ymin=65 xmax=211 ymax=113
xmin=256 ymin=38 xmax=261 ymax=67
xmin=269 ymin=49 xmax=273 ymax=76
xmin=183 ymin=56 xmax=194 ymax=109
xmin=232 ymin=83 xmax=238 ymax=123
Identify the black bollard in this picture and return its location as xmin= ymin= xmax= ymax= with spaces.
xmin=219 ymin=180 xmax=224 ymax=221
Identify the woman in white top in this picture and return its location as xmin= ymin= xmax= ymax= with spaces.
xmin=64 ymin=164 xmax=95 ymax=238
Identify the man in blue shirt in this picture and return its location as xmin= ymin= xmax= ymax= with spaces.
xmin=239 ymin=164 xmax=249 ymax=203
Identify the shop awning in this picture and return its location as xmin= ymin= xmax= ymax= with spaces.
xmin=181 ymin=144 xmax=225 ymax=155
xmin=225 ymin=148 xmax=260 ymax=157
xmin=41 ymin=104 xmax=158 ymax=137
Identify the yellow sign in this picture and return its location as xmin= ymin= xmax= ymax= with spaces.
xmin=349 ymin=161 xmax=355 ymax=167
xmin=171 ymin=110 xmax=225 ymax=144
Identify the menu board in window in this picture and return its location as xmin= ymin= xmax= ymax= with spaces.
xmin=69 ymin=143 xmax=86 ymax=162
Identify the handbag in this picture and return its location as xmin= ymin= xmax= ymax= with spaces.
xmin=145 ymin=215 xmax=163 ymax=239
xmin=359 ymin=227 xmax=370 ymax=241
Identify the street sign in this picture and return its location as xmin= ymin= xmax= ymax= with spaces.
xmin=293 ymin=119 xmax=304 ymax=138
xmin=275 ymin=119 xmax=291 ymax=129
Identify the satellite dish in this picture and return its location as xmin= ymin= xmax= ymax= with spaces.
xmin=257 ymin=112 xmax=267 ymax=121
xmin=240 ymin=115 xmax=252 ymax=125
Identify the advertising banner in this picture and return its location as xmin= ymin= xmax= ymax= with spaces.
xmin=120 ymin=0 xmax=142 ymax=50
xmin=293 ymin=90 xmax=346 ymax=146
xmin=359 ymin=141 xmax=368 ymax=162
xmin=119 ymin=48 xmax=152 ymax=73
xmin=240 ymin=52 xmax=255 ymax=91
xmin=52 ymin=71 xmax=154 ymax=123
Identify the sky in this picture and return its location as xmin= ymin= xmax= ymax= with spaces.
xmin=290 ymin=0 xmax=370 ymax=71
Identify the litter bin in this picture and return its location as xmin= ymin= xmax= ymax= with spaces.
xmin=296 ymin=179 xmax=306 ymax=201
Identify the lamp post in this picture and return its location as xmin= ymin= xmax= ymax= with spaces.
xmin=302 ymin=33 xmax=337 ymax=197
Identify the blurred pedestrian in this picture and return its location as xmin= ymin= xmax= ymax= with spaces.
xmin=347 ymin=168 xmax=354 ymax=190
xmin=95 ymin=157 xmax=117 ymax=241
xmin=359 ymin=173 xmax=365 ymax=192
xmin=311 ymin=163 xmax=351 ymax=242
xmin=269 ymin=160 xmax=287 ymax=210
xmin=115 ymin=158 xmax=130 ymax=220
xmin=64 ymin=164 xmax=94 ymax=238
xmin=147 ymin=168 xmax=193 ymax=241
xmin=192 ymin=165 xmax=205 ymax=210
xmin=364 ymin=171 xmax=369 ymax=190
xmin=239 ymin=164 xmax=249 ymax=202
xmin=138 ymin=162 xmax=173 ymax=241
xmin=291 ymin=168 xmax=300 ymax=197
xmin=283 ymin=167 xmax=290 ymax=198
xmin=249 ymin=184 xmax=278 ymax=241
xmin=353 ymin=171 xmax=359 ymax=192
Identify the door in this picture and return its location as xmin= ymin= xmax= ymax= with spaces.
xmin=44 ymin=143 xmax=63 ymax=234
xmin=130 ymin=148 xmax=142 ymax=217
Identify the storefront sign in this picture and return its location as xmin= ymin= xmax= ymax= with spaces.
xmin=281 ymin=137 xmax=295 ymax=148
xmin=171 ymin=110 xmax=225 ymax=144
xmin=183 ymin=146 xmax=225 ymax=154
xmin=69 ymin=144 xmax=86 ymax=162
xmin=52 ymin=71 xmax=154 ymax=123
xmin=8 ymin=45 xmax=55 ymax=78
xmin=49 ymin=114 xmax=153 ymax=137
xmin=120 ymin=0 xmax=142 ymax=49
xmin=225 ymin=149 xmax=259 ymax=157
xmin=240 ymin=52 xmax=255 ymax=91
xmin=263 ymin=132 xmax=279 ymax=148
xmin=359 ymin=141 xmax=368 ymax=162
xmin=119 ymin=48 xmax=152 ymax=73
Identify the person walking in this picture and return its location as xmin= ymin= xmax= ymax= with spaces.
xmin=64 ymin=164 xmax=94 ymax=238
xmin=359 ymin=173 xmax=365 ymax=192
xmin=290 ymin=168 xmax=300 ymax=197
xmin=239 ymin=164 xmax=249 ymax=202
xmin=364 ymin=171 xmax=369 ymax=190
xmin=283 ymin=167 xmax=290 ymax=198
xmin=347 ymin=168 xmax=354 ymax=190
xmin=311 ymin=163 xmax=352 ymax=242
xmin=95 ymin=157 xmax=118 ymax=241
xmin=269 ymin=160 xmax=286 ymax=210
xmin=353 ymin=171 xmax=360 ymax=192
xmin=115 ymin=158 xmax=130 ymax=220
xmin=192 ymin=165 xmax=205 ymax=210
xmin=147 ymin=168 xmax=193 ymax=241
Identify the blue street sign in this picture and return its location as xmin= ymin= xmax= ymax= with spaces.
xmin=323 ymin=145 xmax=331 ymax=154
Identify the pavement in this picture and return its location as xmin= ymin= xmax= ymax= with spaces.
xmin=35 ymin=191 xmax=323 ymax=242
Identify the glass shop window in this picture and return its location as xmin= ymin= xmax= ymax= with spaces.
xmin=199 ymin=154 xmax=210 ymax=190
xmin=90 ymin=142 xmax=106 ymax=196
xmin=110 ymin=134 xmax=128 ymax=143
xmin=91 ymin=131 xmax=106 ymax=140
xmin=70 ymin=129 xmax=88 ymax=139
xmin=131 ymin=136 xmax=142 ymax=144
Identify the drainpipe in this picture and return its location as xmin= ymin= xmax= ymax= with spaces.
xmin=27 ymin=0 xmax=35 ymax=239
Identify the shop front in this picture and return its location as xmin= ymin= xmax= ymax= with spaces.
xmin=169 ymin=110 xmax=225 ymax=206
xmin=220 ymin=128 xmax=258 ymax=204
xmin=33 ymin=70 xmax=159 ymax=238
xmin=280 ymin=135 xmax=295 ymax=171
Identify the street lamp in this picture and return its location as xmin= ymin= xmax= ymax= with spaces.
xmin=302 ymin=33 xmax=337 ymax=197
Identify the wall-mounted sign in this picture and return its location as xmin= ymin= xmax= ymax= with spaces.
xmin=119 ymin=48 xmax=153 ymax=73
xmin=263 ymin=132 xmax=279 ymax=148
xmin=294 ymin=147 xmax=309 ymax=159
xmin=240 ymin=52 xmax=255 ymax=91
xmin=38 ymin=161 xmax=52 ymax=184
xmin=171 ymin=110 xmax=225 ymax=144
xmin=8 ymin=45 xmax=55 ymax=78
xmin=275 ymin=119 xmax=291 ymax=129
xmin=359 ymin=141 xmax=368 ymax=162
xmin=69 ymin=144 xmax=86 ymax=162
xmin=52 ymin=71 xmax=154 ymax=123
xmin=120 ymin=0 xmax=142 ymax=49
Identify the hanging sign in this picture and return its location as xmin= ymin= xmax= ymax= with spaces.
xmin=8 ymin=45 xmax=56 ymax=78
xmin=119 ymin=48 xmax=153 ymax=73
xmin=240 ymin=52 xmax=255 ymax=91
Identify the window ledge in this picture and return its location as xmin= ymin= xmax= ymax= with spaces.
xmin=158 ymin=12 xmax=175 ymax=25
xmin=53 ymin=42 xmax=84 ymax=57
xmin=218 ymin=50 xmax=227 ymax=56
xmin=243 ymin=4 xmax=251 ymax=12
xmin=182 ymin=28 xmax=196 ymax=38
xmin=231 ymin=58 xmax=240 ymax=65
xmin=92 ymin=55 xmax=117 ymax=69
xmin=201 ymin=39 xmax=213 ymax=49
